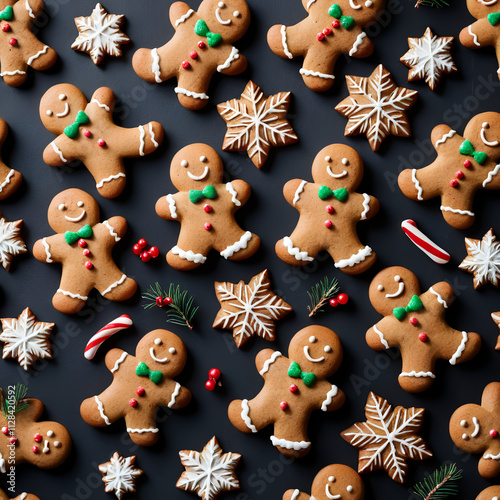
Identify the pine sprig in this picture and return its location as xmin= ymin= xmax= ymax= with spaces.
xmin=413 ymin=463 xmax=462 ymax=500
xmin=1 ymin=383 xmax=29 ymax=418
xmin=414 ymin=0 xmax=450 ymax=8
xmin=307 ymin=276 xmax=340 ymax=317
xmin=142 ymin=282 xmax=198 ymax=329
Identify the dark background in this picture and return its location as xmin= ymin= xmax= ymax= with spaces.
xmin=0 ymin=0 xmax=499 ymax=498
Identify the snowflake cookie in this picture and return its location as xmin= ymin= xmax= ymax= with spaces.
xmin=459 ymin=228 xmax=500 ymax=289
xmin=400 ymin=28 xmax=457 ymax=91
xmin=217 ymin=81 xmax=298 ymax=169
xmin=176 ymin=436 xmax=241 ymax=500
xmin=335 ymin=64 xmax=418 ymax=152
xmin=99 ymin=452 xmax=143 ymax=499
xmin=0 ymin=211 xmax=27 ymax=271
xmin=0 ymin=307 xmax=54 ymax=371
xmin=341 ymin=392 xmax=432 ymax=483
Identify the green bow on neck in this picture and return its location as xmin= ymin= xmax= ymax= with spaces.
xmin=288 ymin=361 xmax=316 ymax=387
xmin=189 ymin=185 xmax=217 ymax=203
xmin=64 ymin=111 xmax=90 ymax=139
xmin=136 ymin=362 xmax=163 ymax=385
xmin=328 ymin=4 xmax=355 ymax=29
xmin=0 ymin=6 xmax=13 ymax=21
xmin=393 ymin=295 xmax=423 ymax=321
xmin=194 ymin=19 xmax=222 ymax=47
xmin=459 ymin=140 xmax=488 ymax=165
xmin=64 ymin=224 xmax=93 ymax=245
xmin=488 ymin=12 xmax=500 ymax=26
xmin=318 ymin=186 xmax=348 ymax=202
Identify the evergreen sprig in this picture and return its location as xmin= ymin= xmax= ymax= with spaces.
xmin=1 ymin=383 xmax=29 ymax=418
xmin=142 ymin=282 xmax=198 ymax=329
xmin=413 ymin=463 xmax=462 ymax=500
xmin=414 ymin=0 xmax=450 ymax=8
xmin=307 ymin=276 xmax=340 ymax=317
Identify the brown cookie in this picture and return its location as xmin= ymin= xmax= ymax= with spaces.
xmin=0 ymin=490 xmax=39 ymax=500
xmin=275 ymin=144 xmax=379 ymax=274
xmin=476 ymin=485 xmax=500 ymax=500
xmin=132 ymin=0 xmax=250 ymax=110
xmin=80 ymin=329 xmax=191 ymax=447
xmin=99 ymin=452 xmax=143 ymax=499
xmin=39 ymin=84 xmax=163 ymax=199
xmin=267 ymin=0 xmax=386 ymax=92
xmin=32 ymin=188 xmax=137 ymax=314
xmin=398 ymin=112 xmax=500 ymax=229
xmin=0 ymin=211 xmax=26 ymax=271
xmin=228 ymin=325 xmax=345 ymax=458
xmin=0 ymin=118 xmax=22 ymax=200
xmin=491 ymin=311 xmax=500 ymax=350
xmin=366 ymin=266 xmax=481 ymax=393
xmin=155 ymin=143 xmax=260 ymax=270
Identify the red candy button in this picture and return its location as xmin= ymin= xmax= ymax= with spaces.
xmin=418 ymin=332 xmax=428 ymax=342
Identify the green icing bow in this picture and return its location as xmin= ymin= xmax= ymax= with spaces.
xmin=318 ymin=186 xmax=348 ymax=202
xmin=488 ymin=13 xmax=500 ymax=26
xmin=136 ymin=362 xmax=163 ymax=385
xmin=393 ymin=295 xmax=423 ymax=321
xmin=189 ymin=185 xmax=217 ymax=203
xmin=0 ymin=6 xmax=13 ymax=21
xmin=64 ymin=111 xmax=90 ymax=139
xmin=459 ymin=140 xmax=488 ymax=165
xmin=288 ymin=361 xmax=316 ymax=387
xmin=328 ymin=4 xmax=355 ymax=30
xmin=194 ymin=19 xmax=222 ymax=47
xmin=65 ymin=224 xmax=93 ymax=245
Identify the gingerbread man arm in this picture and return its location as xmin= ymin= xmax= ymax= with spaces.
xmin=283 ymin=179 xmax=307 ymax=207
xmin=90 ymin=87 xmax=115 ymax=111
xmin=315 ymin=380 xmax=345 ymax=412
xmin=33 ymin=233 xmax=66 ymax=263
xmin=225 ymin=179 xmax=251 ymax=207
xmin=352 ymin=191 xmax=379 ymax=221
xmin=104 ymin=348 xmax=128 ymax=372
xmin=169 ymin=2 xmax=193 ymax=28
xmin=43 ymin=136 xmax=76 ymax=167
xmin=14 ymin=0 xmax=44 ymax=24
xmin=282 ymin=490 xmax=310 ymax=500
xmin=348 ymin=30 xmax=374 ymax=59
xmin=255 ymin=348 xmax=281 ymax=376
xmin=100 ymin=216 xmax=127 ymax=242
xmin=366 ymin=315 xmax=396 ymax=351
xmin=217 ymin=50 xmax=247 ymax=76
xmin=156 ymin=192 xmax=183 ymax=221
xmin=425 ymin=281 xmax=454 ymax=312
xmin=482 ymin=381 xmax=500 ymax=412
xmin=460 ymin=18 xmax=497 ymax=49
xmin=160 ymin=381 xmax=192 ymax=410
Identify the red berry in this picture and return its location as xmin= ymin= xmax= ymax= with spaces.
xmin=209 ymin=368 xmax=221 ymax=380
xmin=324 ymin=220 xmax=333 ymax=228
xmin=155 ymin=297 xmax=164 ymax=307
xmin=280 ymin=401 xmax=288 ymax=410
xmin=182 ymin=60 xmax=190 ymax=69
xmin=289 ymin=384 xmax=298 ymax=393
xmin=9 ymin=437 xmax=17 ymax=445
xmin=198 ymin=41 xmax=206 ymax=49
xmin=337 ymin=293 xmax=349 ymax=305
xmin=138 ymin=239 xmax=148 ymax=249
xmin=329 ymin=298 xmax=339 ymax=307
xmin=1 ymin=427 xmax=7 ymax=435
xmin=456 ymin=170 xmax=464 ymax=179
xmin=205 ymin=379 xmax=216 ymax=391
xmin=85 ymin=261 xmax=93 ymax=270
xmin=137 ymin=386 xmax=145 ymax=396
xmin=325 ymin=205 xmax=334 ymax=214
xmin=418 ymin=332 xmax=428 ymax=342
xmin=1 ymin=24 xmax=9 ymax=32
xmin=132 ymin=244 xmax=141 ymax=255
xmin=190 ymin=51 xmax=198 ymax=59
xmin=164 ymin=297 xmax=173 ymax=305
xmin=32 ymin=446 xmax=38 ymax=453
xmin=141 ymin=251 xmax=151 ymax=262
xmin=463 ymin=159 xmax=471 ymax=168
xmin=83 ymin=129 xmax=92 ymax=138
xmin=129 ymin=398 xmax=138 ymax=408
xmin=323 ymin=28 xmax=332 ymax=35
xmin=409 ymin=317 xmax=418 ymax=326
xmin=490 ymin=429 xmax=498 ymax=437
xmin=332 ymin=20 xmax=340 ymax=28
xmin=316 ymin=32 xmax=325 ymax=41
xmin=450 ymin=179 xmax=458 ymax=187
xmin=8 ymin=38 xmax=16 ymax=46
xmin=34 ymin=433 xmax=42 ymax=443
xmin=97 ymin=139 xmax=106 ymax=147
xmin=203 ymin=204 xmax=212 ymax=213
xmin=78 ymin=239 xmax=87 ymax=248
xmin=83 ymin=249 xmax=90 ymax=257
xmin=149 ymin=246 xmax=160 ymax=258
xmin=204 ymin=222 xmax=212 ymax=231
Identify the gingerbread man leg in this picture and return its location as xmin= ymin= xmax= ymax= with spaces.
xmin=52 ymin=274 xmax=91 ymax=314
xmin=326 ymin=233 xmax=376 ymax=275
xmin=175 ymin=69 xmax=212 ymax=110
xmin=93 ymin=162 xmax=127 ymax=199
xmin=24 ymin=35 xmax=57 ymax=73
xmin=123 ymin=410 xmax=160 ymax=447
xmin=300 ymin=48 xmax=338 ymax=92
xmin=0 ymin=118 xmax=22 ymax=201
xmin=398 ymin=351 xmax=437 ymax=393
xmin=276 ymin=225 xmax=323 ymax=266
xmin=95 ymin=271 xmax=137 ymax=303
xmin=167 ymin=228 xmax=213 ymax=270
xmin=272 ymin=418 xmax=311 ymax=458
xmin=439 ymin=190 xmax=476 ymax=229
xmin=214 ymin=229 xmax=260 ymax=262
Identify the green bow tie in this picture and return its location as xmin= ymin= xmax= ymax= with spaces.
xmin=189 ymin=185 xmax=217 ymax=203
xmin=288 ymin=361 xmax=316 ymax=387
xmin=393 ymin=295 xmax=423 ymax=321
xmin=64 ymin=111 xmax=90 ymax=139
xmin=0 ymin=6 xmax=13 ymax=21
xmin=318 ymin=186 xmax=348 ymax=202
xmin=64 ymin=224 xmax=93 ymax=245
xmin=136 ymin=362 xmax=163 ymax=385
xmin=328 ymin=4 xmax=355 ymax=29
xmin=488 ymin=12 xmax=500 ymax=26
xmin=194 ymin=19 xmax=222 ymax=47
xmin=459 ymin=140 xmax=488 ymax=165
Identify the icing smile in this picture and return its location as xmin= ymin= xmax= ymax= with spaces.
xmin=56 ymin=102 xmax=70 ymax=118
xmin=303 ymin=345 xmax=324 ymax=363
xmin=65 ymin=209 xmax=86 ymax=222
xmin=325 ymin=484 xmax=341 ymax=499
xmin=215 ymin=3 xmax=231 ymax=24
xmin=149 ymin=347 xmax=169 ymax=363
xmin=187 ymin=166 xmax=210 ymax=180
xmin=384 ymin=275 xmax=405 ymax=298
xmin=461 ymin=416 xmax=480 ymax=440
xmin=481 ymin=122 xmax=499 ymax=147
xmin=327 ymin=165 xmax=347 ymax=178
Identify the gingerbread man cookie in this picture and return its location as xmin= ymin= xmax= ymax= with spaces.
xmin=366 ymin=266 xmax=481 ymax=393
xmin=155 ymin=143 xmax=260 ymax=270
xmin=0 ymin=490 xmax=38 ymax=500
xmin=267 ymin=0 xmax=385 ymax=92
xmin=32 ymin=188 xmax=137 ymax=314
xmin=132 ymin=0 xmax=250 ymax=110
xmin=80 ymin=329 xmax=191 ymax=447
xmin=398 ymin=111 xmax=500 ymax=229
xmin=0 ymin=118 xmax=21 ymax=200
xmin=39 ymin=84 xmax=164 ymax=199
xmin=476 ymin=485 xmax=500 ymax=500
xmin=275 ymin=144 xmax=379 ymax=274
xmin=282 ymin=464 xmax=364 ymax=500
xmin=228 ymin=325 xmax=345 ymax=458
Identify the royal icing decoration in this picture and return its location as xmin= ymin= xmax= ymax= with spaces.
xmin=220 ymin=231 xmax=253 ymax=259
xmin=401 ymin=219 xmax=451 ymax=264
xmin=0 ymin=214 xmax=27 ymax=270
xmin=84 ymin=314 xmax=133 ymax=360
xmin=98 ymin=452 xmax=143 ymax=499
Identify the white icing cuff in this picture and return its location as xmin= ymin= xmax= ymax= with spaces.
xmin=360 ymin=193 xmax=370 ymax=220
xmin=435 ymin=129 xmax=456 ymax=148
xmin=172 ymin=246 xmax=207 ymax=263
xmin=468 ymin=25 xmax=480 ymax=46
xmin=0 ymin=169 xmax=14 ymax=192
xmin=373 ymin=325 xmax=389 ymax=349
xmin=483 ymin=164 xmax=500 ymax=187
xmin=91 ymin=98 xmax=110 ymax=112
xmin=217 ymin=47 xmax=240 ymax=72
xmin=42 ymin=237 xmax=53 ymax=263
xmin=167 ymin=194 xmax=177 ymax=218
xmin=27 ymin=45 xmax=49 ymax=66
xmin=175 ymin=8 xmax=194 ymax=26
xmin=225 ymin=182 xmax=241 ymax=206
xmin=149 ymin=122 xmax=159 ymax=147
xmin=411 ymin=169 xmax=423 ymax=200
xmin=349 ymin=32 xmax=366 ymax=56
xmin=220 ymin=231 xmax=252 ymax=259
xmin=321 ymin=385 xmax=338 ymax=411
xmin=138 ymin=125 xmax=146 ymax=156
xmin=429 ymin=286 xmax=448 ymax=308
xmin=168 ymin=382 xmax=181 ymax=408
xmin=101 ymin=274 xmax=127 ymax=296
xmin=299 ymin=68 xmax=335 ymax=80
xmin=57 ymin=289 xmax=88 ymax=301
xmin=290 ymin=489 xmax=301 ymax=500
xmin=399 ymin=371 xmax=436 ymax=378
xmin=335 ymin=246 xmax=372 ymax=268
xmin=175 ymin=87 xmax=209 ymax=100
xmin=151 ymin=48 xmax=163 ymax=83
xmin=0 ymin=452 xmax=5 ymax=473
xmin=95 ymin=396 xmax=111 ymax=425
xmin=127 ymin=428 xmax=159 ymax=433
xmin=96 ymin=173 xmax=126 ymax=189
xmin=103 ymin=220 xmax=121 ymax=242
xmin=241 ymin=399 xmax=257 ymax=433
xmin=440 ymin=206 xmax=475 ymax=217
xmin=0 ymin=70 xmax=26 ymax=77
xmin=283 ymin=236 xmax=314 ymax=262
xmin=110 ymin=352 xmax=128 ymax=373
xmin=449 ymin=331 xmax=468 ymax=365
xmin=280 ymin=25 xmax=293 ymax=59
xmin=259 ymin=351 xmax=282 ymax=375
xmin=484 ymin=452 xmax=500 ymax=460
xmin=51 ymin=141 xmax=68 ymax=163
xmin=270 ymin=436 xmax=311 ymax=450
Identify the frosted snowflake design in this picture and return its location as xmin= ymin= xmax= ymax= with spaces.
xmin=71 ymin=3 xmax=130 ymax=65
xmin=99 ymin=452 xmax=143 ymax=499
xmin=177 ymin=436 xmax=241 ymax=500
xmin=459 ymin=228 xmax=500 ymax=289
xmin=0 ymin=216 xmax=26 ymax=271
xmin=0 ymin=308 xmax=54 ymax=371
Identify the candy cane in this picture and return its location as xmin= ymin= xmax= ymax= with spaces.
xmin=401 ymin=220 xmax=450 ymax=265
xmin=84 ymin=315 xmax=133 ymax=359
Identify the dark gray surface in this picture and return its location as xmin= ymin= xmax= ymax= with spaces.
xmin=0 ymin=0 xmax=500 ymax=498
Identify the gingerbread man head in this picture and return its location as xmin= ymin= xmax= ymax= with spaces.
xmin=327 ymin=0 xmax=386 ymax=25
xmin=197 ymin=0 xmax=251 ymax=44
xmin=368 ymin=266 xmax=421 ymax=317
xmin=288 ymin=325 xmax=342 ymax=380
xmin=465 ymin=0 xmax=499 ymax=20
xmin=47 ymin=188 xmax=100 ymax=233
xmin=310 ymin=464 xmax=364 ymax=500
xmin=39 ymin=84 xmax=88 ymax=136
xmin=311 ymin=144 xmax=364 ymax=192
xmin=170 ymin=143 xmax=224 ymax=191
xmin=463 ymin=111 xmax=500 ymax=156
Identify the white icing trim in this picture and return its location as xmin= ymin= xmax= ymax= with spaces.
xmin=373 ymin=325 xmax=389 ymax=349
xmin=440 ymin=206 xmax=475 ymax=217
xmin=42 ymin=237 xmax=53 ymax=263
xmin=360 ymin=193 xmax=370 ymax=220
xmin=270 ymin=436 xmax=311 ymax=450
xmin=290 ymin=490 xmax=301 ymax=500
xmin=472 ymin=416 xmax=480 ymax=437
xmin=96 ymin=173 xmax=126 ymax=189
xmin=385 ymin=280 xmax=404 ymax=298
xmin=95 ymin=396 xmax=111 ymax=425
xmin=102 ymin=220 xmax=120 ymax=242
xmin=174 ymin=87 xmax=209 ymax=100
xmin=51 ymin=141 xmax=68 ymax=163
xmin=220 ymin=231 xmax=252 ymax=259
xmin=0 ymin=169 xmax=14 ymax=193
xmin=216 ymin=6 xmax=231 ymax=24
xmin=138 ymin=125 xmax=146 ymax=156
xmin=334 ymin=245 xmax=372 ymax=268
xmin=65 ymin=209 xmax=85 ymax=222
xmin=478 ymin=0 xmax=497 ymax=4
xmin=91 ymin=98 xmax=110 ymax=112
xmin=168 ymin=382 xmax=181 ymax=408
xmin=429 ymin=286 xmax=448 ymax=308
xmin=167 ymin=194 xmax=177 ymax=218
xmin=149 ymin=123 xmax=159 ymax=147
xmin=449 ymin=331 xmax=468 ymax=365
xmin=101 ymin=274 xmax=127 ymax=296
xmin=283 ymin=236 xmax=314 ymax=262
xmin=306 ymin=0 xmax=316 ymax=8
xmin=175 ymin=8 xmax=194 ymax=26
xmin=481 ymin=123 xmax=499 ymax=147
xmin=110 ymin=352 xmax=128 ymax=373
xmin=349 ymin=32 xmax=367 ymax=56
xmin=217 ymin=47 xmax=240 ymax=72
xmin=241 ymin=399 xmax=257 ymax=432
xmin=27 ymin=45 xmax=49 ymax=66
xmin=187 ymin=166 xmax=209 ymax=181
xmin=127 ymin=427 xmax=159 ymax=433
xmin=172 ymin=246 xmax=207 ymax=263
xmin=299 ymin=68 xmax=335 ymax=80
xmin=400 ymin=371 xmax=436 ymax=378
xmin=151 ymin=48 xmax=163 ymax=83
xmin=435 ymin=129 xmax=456 ymax=148
xmin=293 ymin=180 xmax=307 ymax=206
xmin=225 ymin=182 xmax=241 ymax=206
xmin=0 ymin=70 xmax=26 ymax=77
xmin=259 ymin=351 xmax=282 ymax=375
xmin=484 ymin=452 xmax=500 ymax=460
xmin=411 ymin=169 xmax=423 ymax=200
xmin=468 ymin=25 xmax=480 ymax=47
xmin=57 ymin=289 xmax=88 ymax=300
xmin=483 ymin=164 xmax=500 ymax=187
xmin=281 ymin=25 xmax=293 ymax=59
xmin=25 ymin=0 xmax=35 ymax=18
xmin=321 ymin=385 xmax=338 ymax=411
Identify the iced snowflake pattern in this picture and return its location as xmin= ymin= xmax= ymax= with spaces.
xmin=0 ymin=215 xmax=26 ymax=271
xmin=99 ymin=452 xmax=143 ymax=499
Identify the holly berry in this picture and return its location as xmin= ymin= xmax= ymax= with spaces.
xmin=149 ymin=246 xmax=160 ymax=258
xmin=140 ymin=251 xmax=151 ymax=262
xmin=78 ymin=239 xmax=87 ymax=248
xmin=9 ymin=437 xmax=17 ymax=445
xmin=97 ymin=139 xmax=106 ymax=147
xmin=409 ymin=317 xmax=418 ymax=326
xmin=490 ymin=429 xmax=498 ymax=437
xmin=324 ymin=220 xmax=333 ymax=228
xmin=32 ymin=446 xmax=38 ymax=453
xmin=205 ymin=379 xmax=216 ymax=391
xmin=132 ymin=244 xmax=142 ymax=255
xmin=289 ymin=384 xmax=298 ymax=393
xmin=329 ymin=298 xmax=339 ymax=307
xmin=129 ymin=398 xmax=138 ymax=408
xmin=85 ymin=261 xmax=93 ymax=270
xmin=337 ymin=293 xmax=349 ymax=305
xmin=209 ymin=368 xmax=221 ymax=381
xmin=280 ymin=401 xmax=288 ymax=410
xmin=456 ymin=170 xmax=464 ymax=179
xmin=463 ymin=159 xmax=471 ymax=168
xmin=137 ymin=386 xmax=145 ymax=396
xmin=1 ymin=427 xmax=8 ymax=435
xmin=316 ymin=32 xmax=325 ymax=41
xmin=198 ymin=41 xmax=206 ymax=49
xmin=8 ymin=38 xmax=16 ymax=46
xmin=1 ymin=24 xmax=9 ymax=32
xmin=190 ymin=51 xmax=198 ymax=59
xmin=164 ymin=297 xmax=173 ymax=305
xmin=156 ymin=297 xmax=164 ymax=307
xmin=450 ymin=179 xmax=458 ymax=187
xmin=418 ymin=332 xmax=428 ymax=342
xmin=182 ymin=60 xmax=190 ymax=69
xmin=138 ymin=239 xmax=148 ymax=249
xmin=34 ymin=433 xmax=42 ymax=443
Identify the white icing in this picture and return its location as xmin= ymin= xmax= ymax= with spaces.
xmin=303 ymin=345 xmax=324 ymax=363
xmin=283 ymin=236 xmax=314 ymax=261
xmin=270 ymin=436 xmax=311 ymax=450
xmin=56 ymin=103 xmax=70 ymax=118
xmin=96 ymin=173 xmax=126 ymax=188
xmin=334 ymin=245 xmax=372 ymax=268
xmin=215 ymin=6 xmax=231 ymax=24
xmin=166 ymin=194 xmax=177 ymax=218
xmin=27 ymin=45 xmax=49 ymax=66
xmin=483 ymin=164 xmax=500 ymax=187
xmin=349 ymin=0 xmax=362 ymax=7
xmin=327 ymin=165 xmax=347 ymax=178
xmin=91 ymin=98 xmax=110 ymax=112
xmin=47 ymin=430 xmax=54 ymax=437
xmin=481 ymin=122 xmax=499 ymax=147
xmin=225 ymin=182 xmax=241 ymax=206
xmin=187 ymin=165 xmax=209 ymax=180
xmin=51 ymin=141 xmax=68 ymax=163
xmin=151 ymin=48 xmax=163 ymax=83
xmin=478 ymin=0 xmax=497 ymax=4
xmin=25 ymin=0 xmax=35 ymax=18
xmin=168 ymin=382 xmax=181 ymax=408
xmin=411 ymin=169 xmax=423 ymax=200
xmin=460 ymin=420 xmax=468 ymax=427
xmin=291 ymin=490 xmax=301 ymax=500
xmin=149 ymin=346 xmax=169 ymax=363
xmin=449 ymin=331 xmax=468 ymax=365
xmin=127 ymin=428 xmax=159 ymax=433
xmin=174 ymin=87 xmax=209 ymax=100
xmin=99 ymin=452 xmax=143 ymax=497
xmin=102 ymin=220 xmax=120 ymax=242
xmin=309 ymin=336 xmax=316 ymax=343
xmin=484 ymin=452 xmax=500 ymax=460
xmin=101 ymin=274 xmax=127 ymax=296
xmin=57 ymin=289 xmax=88 ymax=300
xmin=385 ymin=280 xmax=404 ymax=298
xmin=440 ymin=205 xmax=475 ymax=217
xmin=377 ymin=284 xmax=384 ymax=291
xmin=110 ymin=352 xmax=128 ymax=373
xmin=220 ymin=231 xmax=252 ymax=258
xmin=472 ymin=416 xmax=480 ymax=437
xmin=42 ymin=237 xmax=53 ymax=263
xmin=0 ymin=452 xmax=5 ymax=473
xmin=149 ymin=122 xmax=159 ymax=147
xmin=293 ymin=180 xmax=307 ymax=205
xmin=259 ymin=351 xmax=282 ymax=375
xmin=172 ymin=246 xmax=207 ymax=263
xmin=95 ymin=396 xmax=111 ymax=425
xmin=281 ymin=25 xmax=293 ymax=59
xmin=349 ymin=32 xmax=367 ymax=56
xmin=299 ymin=68 xmax=335 ymax=80
xmin=43 ymin=440 xmax=50 ymax=454
xmin=429 ymin=286 xmax=448 ymax=308
xmin=400 ymin=371 xmax=436 ymax=378
xmin=217 ymin=47 xmax=240 ymax=72
xmin=65 ymin=209 xmax=85 ymax=222
xmin=360 ymin=193 xmax=370 ymax=219
xmin=138 ymin=125 xmax=146 ymax=156
xmin=321 ymin=385 xmax=338 ymax=411
xmin=0 ymin=70 xmax=26 ymax=77
xmin=324 ymin=345 xmax=331 ymax=352
xmin=347 ymin=486 xmax=353 ymax=493
xmin=435 ymin=129 xmax=456 ymax=148
xmin=241 ymin=399 xmax=257 ymax=432
xmin=175 ymin=8 xmax=194 ymax=26
xmin=325 ymin=484 xmax=341 ymax=499
xmin=306 ymin=0 xmax=317 ymax=8
xmin=468 ymin=25 xmax=481 ymax=47
xmin=373 ymin=325 xmax=389 ymax=349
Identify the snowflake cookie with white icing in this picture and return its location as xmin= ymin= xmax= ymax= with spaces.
xmin=366 ymin=266 xmax=481 ymax=393
xmin=32 ymin=189 xmax=137 ymax=314
xmin=0 ymin=211 xmax=26 ymax=271
xmin=155 ymin=143 xmax=260 ymax=270
xmin=0 ymin=119 xmax=22 ymax=201
xmin=398 ymin=111 xmax=500 ymax=229
xmin=228 ymin=325 xmax=345 ymax=458
xmin=275 ymin=144 xmax=379 ymax=274
xmin=267 ymin=0 xmax=386 ymax=92
xmin=132 ymin=0 xmax=250 ymax=110
xmin=39 ymin=83 xmax=163 ymax=199
xmin=80 ymin=328 xmax=191 ymax=447
xmin=99 ymin=452 xmax=143 ymax=499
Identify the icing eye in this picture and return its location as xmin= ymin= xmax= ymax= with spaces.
xmin=309 ymin=336 xmax=316 ymax=343
xmin=77 ymin=201 xmax=84 ymax=207
xmin=59 ymin=94 xmax=66 ymax=101
xmin=169 ymin=347 xmax=176 ymax=354
xmin=483 ymin=122 xmax=489 ymax=129
xmin=328 ymin=476 xmax=336 ymax=482
xmin=365 ymin=0 xmax=373 ymax=5
xmin=181 ymin=160 xmax=188 ymax=168
xmin=46 ymin=110 xmax=53 ymax=116
xmin=394 ymin=275 xmax=401 ymax=282
xmin=462 ymin=433 xmax=469 ymax=440
xmin=218 ymin=1 xmax=225 ymax=6
xmin=347 ymin=485 xmax=353 ymax=493
xmin=58 ymin=204 xmax=66 ymax=211
xmin=324 ymin=345 xmax=332 ymax=353
xmin=233 ymin=10 xmax=240 ymax=16
xmin=325 ymin=155 xmax=332 ymax=162
xmin=460 ymin=420 xmax=468 ymax=427
xmin=154 ymin=338 xmax=162 ymax=345
xmin=47 ymin=430 xmax=54 ymax=437
xmin=342 ymin=158 xmax=349 ymax=165
xmin=54 ymin=441 xmax=61 ymax=447
xmin=377 ymin=284 xmax=384 ymax=291
xmin=200 ymin=156 xmax=207 ymax=162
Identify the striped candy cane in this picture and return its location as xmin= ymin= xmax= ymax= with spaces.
xmin=84 ymin=314 xmax=133 ymax=360
xmin=401 ymin=220 xmax=450 ymax=265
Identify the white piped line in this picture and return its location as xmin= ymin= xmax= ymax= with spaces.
xmin=175 ymin=8 xmax=194 ymax=26
xmin=349 ymin=32 xmax=366 ymax=56
xmin=0 ymin=70 xmax=26 ymax=77
xmin=151 ymin=48 xmax=162 ymax=83
xmin=483 ymin=164 xmax=500 ymax=187
xmin=400 ymin=371 xmax=436 ymax=378
xmin=96 ymin=173 xmax=126 ymax=189
xmin=373 ymin=325 xmax=389 ymax=349
xmin=226 ymin=182 xmax=241 ymax=206
xmin=334 ymin=246 xmax=372 ymax=268
xmin=172 ymin=246 xmax=206 ymax=263
xmin=27 ymin=45 xmax=49 ymax=66
xmin=259 ymin=352 xmax=282 ymax=375
xmin=270 ymin=436 xmax=311 ymax=450
xmin=321 ymin=385 xmax=338 ymax=411
xmin=95 ymin=396 xmax=111 ymax=425
xmin=440 ymin=206 xmax=474 ymax=217
xmin=168 ymin=382 xmax=181 ymax=408
xmin=91 ymin=98 xmax=110 ymax=112
xmin=281 ymin=25 xmax=293 ymax=59
xmin=435 ymin=129 xmax=456 ymax=148
xmin=101 ymin=274 xmax=127 ymax=296
xmin=42 ymin=238 xmax=53 ymax=263
xmin=149 ymin=123 xmax=159 ymax=147
xmin=283 ymin=236 xmax=314 ymax=262
xmin=241 ymin=399 xmax=257 ymax=432
xmin=127 ymin=428 xmax=159 ymax=433
xmin=51 ymin=141 xmax=68 ymax=163
xmin=102 ymin=220 xmax=120 ymax=242
xmin=167 ymin=194 xmax=177 ymax=218
xmin=293 ymin=180 xmax=307 ymax=206
xmin=449 ymin=331 xmax=468 ymax=365
xmin=25 ymin=0 xmax=35 ymax=18
xmin=220 ymin=231 xmax=252 ymax=258
xmin=484 ymin=451 xmax=500 ymax=460
xmin=217 ymin=47 xmax=240 ymax=72
xmin=110 ymin=352 xmax=128 ymax=373
xmin=429 ymin=286 xmax=448 ymax=308
xmin=57 ymin=289 xmax=88 ymax=300
xmin=361 ymin=193 xmax=370 ymax=220
xmin=299 ymin=68 xmax=335 ymax=80
xmin=138 ymin=125 xmax=146 ymax=156
xmin=0 ymin=169 xmax=14 ymax=193
xmin=306 ymin=0 xmax=316 ymax=8
xmin=411 ymin=169 xmax=423 ymax=200
xmin=174 ymin=87 xmax=209 ymax=100
xmin=468 ymin=25 xmax=480 ymax=46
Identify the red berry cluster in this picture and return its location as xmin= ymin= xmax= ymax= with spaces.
xmin=205 ymin=368 xmax=221 ymax=391
xmin=329 ymin=293 xmax=349 ymax=308
xmin=132 ymin=238 xmax=160 ymax=262
xmin=155 ymin=296 xmax=173 ymax=307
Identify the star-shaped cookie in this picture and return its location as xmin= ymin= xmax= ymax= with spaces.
xmin=459 ymin=228 xmax=500 ymax=289
xmin=212 ymin=269 xmax=292 ymax=348
xmin=0 ymin=212 xmax=27 ymax=271
xmin=217 ymin=81 xmax=298 ymax=169
xmin=99 ymin=452 xmax=143 ymax=499
xmin=335 ymin=64 xmax=418 ymax=152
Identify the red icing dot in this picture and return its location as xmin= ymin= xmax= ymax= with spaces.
xmin=34 ymin=433 xmax=42 ymax=443
xmin=463 ymin=160 xmax=471 ymax=168
xmin=155 ymin=297 xmax=164 ymax=307
xmin=97 ymin=139 xmax=106 ymax=147
xmin=409 ymin=317 xmax=418 ymax=326
xmin=1 ymin=24 xmax=9 ymax=32
xmin=83 ymin=129 xmax=92 ymax=138
xmin=205 ymin=379 xmax=216 ymax=391
xmin=490 ymin=429 xmax=498 ymax=437
xmin=9 ymin=437 xmax=17 ymax=445
xmin=203 ymin=204 xmax=212 ymax=213
xmin=140 ymin=251 xmax=151 ymax=262
xmin=280 ymin=401 xmax=288 ymax=410
xmin=149 ymin=246 xmax=160 ymax=258
xmin=132 ymin=244 xmax=141 ymax=255
xmin=85 ymin=261 xmax=93 ymax=270
xmin=129 ymin=398 xmax=138 ymax=408
xmin=190 ymin=51 xmax=198 ymax=59
xmin=329 ymin=298 xmax=339 ymax=307
xmin=450 ymin=179 xmax=458 ymax=188
xmin=456 ymin=170 xmax=464 ymax=179
xmin=418 ymin=332 xmax=428 ymax=342
xmin=164 ymin=297 xmax=173 ymax=305
xmin=182 ymin=60 xmax=190 ymax=69
xmin=324 ymin=220 xmax=333 ymax=228
xmin=8 ymin=38 xmax=16 ymax=46
xmin=1 ymin=427 xmax=8 ymax=435
xmin=198 ymin=41 xmax=206 ymax=49
xmin=316 ymin=32 xmax=325 ymax=41
xmin=32 ymin=446 xmax=38 ymax=453
xmin=289 ymin=384 xmax=298 ymax=393
xmin=83 ymin=249 xmax=90 ymax=257
xmin=204 ymin=222 xmax=212 ymax=231
xmin=337 ymin=293 xmax=349 ymax=305
xmin=332 ymin=20 xmax=340 ymax=28
xmin=78 ymin=239 xmax=87 ymax=248
xmin=209 ymin=368 xmax=221 ymax=380
xmin=137 ymin=386 xmax=145 ymax=396
xmin=326 ymin=205 xmax=334 ymax=214
xmin=323 ymin=28 xmax=332 ymax=35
